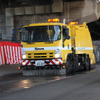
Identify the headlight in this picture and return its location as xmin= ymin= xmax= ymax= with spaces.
xmin=22 ymin=62 xmax=26 ymax=65
xmin=55 ymin=53 xmax=61 ymax=58
xmin=22 ymin=55 xmax=26 ymax=59
xmin=21 ymin=49 xmax=26 ymax=59
xmin=55 ymin=49 xmax=61 ymax=58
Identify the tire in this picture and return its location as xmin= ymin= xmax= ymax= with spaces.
xmin=66 ymin=60 xmax=70 ymax=75
xmin=66 ymin=55 xmax=73 ymax=75
xmin=85 ymin=56 xmax=90 ymax=71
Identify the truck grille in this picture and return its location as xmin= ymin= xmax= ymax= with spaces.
xmin=34 ymin=53 xmax=46 ymax=55
xmin=27 ymin=52 xmax=54 ymax=59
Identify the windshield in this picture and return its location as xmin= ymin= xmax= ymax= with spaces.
xmin=21 ymin=25 xmax=61 ymax=42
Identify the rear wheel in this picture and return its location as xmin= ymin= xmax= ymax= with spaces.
xmin=66 ymin=59 xmax=71 ymax=75
xmin=85 ymin=56 xmax=90 ymax=71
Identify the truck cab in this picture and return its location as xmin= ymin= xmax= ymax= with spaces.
xmin=21 ymin=22 xmax=71 ymax=70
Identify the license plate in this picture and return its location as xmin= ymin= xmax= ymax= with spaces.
xmin=35 ymin=61 xmax=45 ymax=66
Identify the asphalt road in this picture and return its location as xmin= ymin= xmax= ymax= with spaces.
xmin=0 ymin=64 xmax=100 ymax=100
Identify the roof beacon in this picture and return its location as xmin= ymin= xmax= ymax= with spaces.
xmin=48 ymin=18 xmax=60 ymax=22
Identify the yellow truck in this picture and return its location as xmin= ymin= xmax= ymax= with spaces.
xmin=20 ymin=18 xmax=95 ymax=75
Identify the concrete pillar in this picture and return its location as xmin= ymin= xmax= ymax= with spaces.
xmin=5 ymin=8 xmax=14 ymax=40
xmin=0 ymin=8 xmax=6 ymax=40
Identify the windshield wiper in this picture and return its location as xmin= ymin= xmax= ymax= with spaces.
xmin=45 ymin=40 xmax=53 ymax=43
xmin=27 ymin=41 xmax=31 ymax=44
xmin=49 ymin=38 xmax=53 ymax=43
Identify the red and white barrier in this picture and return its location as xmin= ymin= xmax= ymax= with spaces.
xmin=0 ymin=41 xmax=22 ymax=65
xmin=0 ymin=42 xmax=5 ymax=65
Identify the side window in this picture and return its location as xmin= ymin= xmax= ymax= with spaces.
xmin=63 ymin=26 xmax=69 ymax=37
xmin=63 ymin=26 xmax=70 ymax=40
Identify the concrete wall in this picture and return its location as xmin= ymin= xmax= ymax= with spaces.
xmin=0 ymin=0 xmax=99 ymax=40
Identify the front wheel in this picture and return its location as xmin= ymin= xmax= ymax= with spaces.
xmin=66 ymin=55 xmax=73 ymax=75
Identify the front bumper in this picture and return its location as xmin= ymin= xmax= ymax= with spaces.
xmin=21 ymin=58 xmax=63 ymax=66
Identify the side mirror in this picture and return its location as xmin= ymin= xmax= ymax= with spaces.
xmin=63 ymin=35 xmax=70 ymax=42
xmin=63 ymin=37 xmax=66 ymax=42
xmin=66 ymin=35 xmax=70 ymax=40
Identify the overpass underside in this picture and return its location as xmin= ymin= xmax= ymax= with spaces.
xmin=0 ymin=0 xmax=100 ymax=40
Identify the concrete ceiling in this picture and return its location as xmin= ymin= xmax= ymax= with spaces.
xmin=0 ymin=0 xmax=53 ymax=7
xmin=0 ymin=0 xmax=84 ymax=7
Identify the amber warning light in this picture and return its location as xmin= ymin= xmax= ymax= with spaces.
xmin=69 ymin=22 xmax=78 ymax=25
xmin=48 ymin=18 xmax=60 ymax=22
